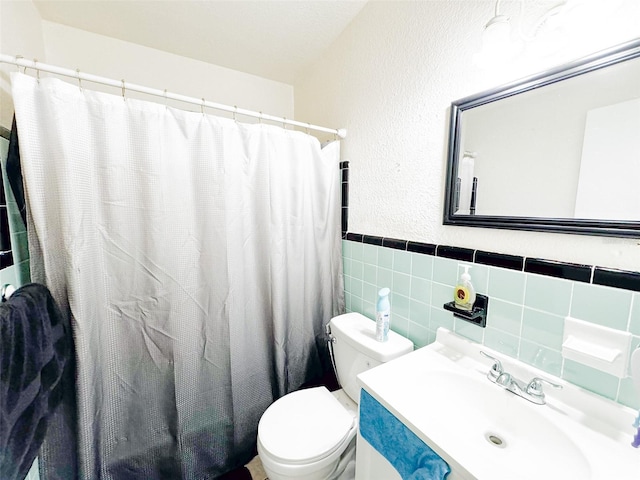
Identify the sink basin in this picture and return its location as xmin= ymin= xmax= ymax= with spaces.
xmin=357 ymin=328 xmax=640 ymax=480
xmin=422 ymin=372 xmax=591 ymax=480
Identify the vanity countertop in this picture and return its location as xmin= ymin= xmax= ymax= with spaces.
xmin=356 ymin=328 xmax=640 ymax=480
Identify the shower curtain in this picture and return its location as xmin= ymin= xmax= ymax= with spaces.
xmin=10 ymin=72 xmax=344 ymax=479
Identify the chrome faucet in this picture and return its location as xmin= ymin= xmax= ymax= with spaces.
xmin=480 ymin=351 xmax=562 ymax=405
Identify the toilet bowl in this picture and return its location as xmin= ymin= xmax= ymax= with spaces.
xmin=257 ymin=312 xmax=413 ymax=480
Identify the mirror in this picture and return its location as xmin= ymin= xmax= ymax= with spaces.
xmin=444 ymin=38 xmax=640 ymax=237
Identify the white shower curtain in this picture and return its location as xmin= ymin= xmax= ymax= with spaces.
xmin=11 ymin=72 xmax=344 ymax=479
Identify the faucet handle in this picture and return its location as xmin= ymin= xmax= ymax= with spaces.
xmin=480 ymin=351 xmax=503 ymax=379
xmin=526 ymin=377 xmax=563 ymax=399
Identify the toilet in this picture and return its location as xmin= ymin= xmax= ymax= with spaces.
xmin=257 ymin=312 xmax=414 ymax=480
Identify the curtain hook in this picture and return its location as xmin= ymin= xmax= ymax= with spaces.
xmin=33 ymin=58 xmax=40 ymax=83
xmin=283 ymin=117 xmax=287 ymax=130
xmin=306 ymin=123 xmax=311 ymax=135
xmin=233 ymin=105 xmax=238 ymax=122
xmin=258 ymin=112 xmax=263 ymax=124
xmin=15 ymin=55 xmax=23 ymax=73
xmin=163 ymin=89 xmax=168 ymax=109
xmin=76 ymin=68 xmax=82 ymax=91
xmin=201 ymin=98 xmax=205 ymax=115
xmin=121 ymin=79 xmax=126 ymax=100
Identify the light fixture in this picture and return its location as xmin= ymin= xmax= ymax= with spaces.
xmin=475 ymin=1 xmax=522 ymax=65
xmin=475 ymin=0 xmax=570 ymax=65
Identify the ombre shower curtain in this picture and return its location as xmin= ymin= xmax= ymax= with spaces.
xmin=11 ymin=72 xmax=344 ymax=479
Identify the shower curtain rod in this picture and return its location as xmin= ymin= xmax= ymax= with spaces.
xmin=0 ymin=54 xmax=347 ymax=139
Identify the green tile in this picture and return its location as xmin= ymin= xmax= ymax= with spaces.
xmin=377 ymin=267 xmax=393 ymax=290
xmin=378 ymin=247 xmax=393 ymax=270
xmin=409 ymin=299 xmax=429 ymax=327
xmin=570 ymin=283 xmax=631 ymax=331
xmin=392 ymin=293 xmax=411 ymax=319
xmin=345 ymin=292 xmax=352 ymax=311
xmin=363 ymin=263 xmax=377 ymax=284
xmin=343 ymin=258 xmax=352 ymax=276
xmin=486 ymin=299 xmax=522 ymax=336
xmin=17 ymin=260 xmax=30 ymax=285
xmin=350 ymin=278 xmax=363 ymax=299
xmin=390 ymin=313 xmax=409 ymax=339
xmin=454 ymin=319 xmax=484 ymax=343
xmin=431 ymin=282 xmax=453 ymax=309
xmin=10 ymin=230 xmax=28 ymax=264
xmin=430 ymin=306 xmax=454 ymax=332
xmin=488 ymin=267 xmax=525 ymax=304
xmin=617 ymin=377 xmax=640 ymax=409
xmin=411 ymin=253 xmax=433 ymax=280
xmin=630 ymin=294 xmax=640 ymax=335
xmin=351 ymin=260 xmax=363 ymax=281
xmin=362 ymin=282 xmax=378 ymax=305
xmin=408 ymin=321 xmax=430 ymax=348
xmin=342 ymin=240 xmax=352 ymax=259
xmin=392 ymin=272 xmax=411 ymax=297
xmin=562 ymin=359 xmax=619 ymax=401
xmin=0 ymin=265 xmax=18 ymax=289
xmin=519 ymin=339 xmax=563 ymax=377
xmin=521 ymin=308 xmax=564 ymax=351
xmin=362 ymin=243 xmax=378 ymax=265
xmin=432 ymin=256 xmax=458 ymax=286
xmin=351 ymin=295 xmax=363 ymax=315
xmin=393 ymin=250 xmax=412 ymax=275
xmin=410 ymin=277 xmax=431 ymax=304
xmin=524 ymin=274 xmax=572 ymax=317
xmin=344 ymin=275 xmax=352 ymax=292
xmin=349 ymin=244 xmax=362 ymax=263
xmin=362 ymin=300 xmax=375 ymax=321
xmin=484 ymin=328 xmax=519 ymax=358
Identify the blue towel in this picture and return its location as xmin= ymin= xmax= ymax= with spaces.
xmin=0 ymin=283 xmax=71 ymax=480
xmin=359 ymin=389 xmax=450 ymax=480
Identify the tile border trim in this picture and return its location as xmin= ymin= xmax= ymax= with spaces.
xmin=345 ymin=232 xmax=640 ymax=292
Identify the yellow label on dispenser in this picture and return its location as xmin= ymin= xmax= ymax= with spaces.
xmin=454 ymin=286 xmax=471 ymax=309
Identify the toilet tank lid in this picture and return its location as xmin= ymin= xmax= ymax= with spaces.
xmin=330 ymin=312 xmax=414 ymax=362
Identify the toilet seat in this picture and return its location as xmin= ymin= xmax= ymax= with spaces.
xmin=258 ymin=386 xmax=356 ymax=465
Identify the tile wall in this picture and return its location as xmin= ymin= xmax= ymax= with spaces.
xmin=342 ymin=237 xmax=640 ymax=410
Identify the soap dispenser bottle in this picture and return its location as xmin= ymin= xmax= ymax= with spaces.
xmin=454 ymin=266 xmax=476 ymax=311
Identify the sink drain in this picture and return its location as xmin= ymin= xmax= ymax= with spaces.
xmin=484 ymin=432 xmax=507 ymax=448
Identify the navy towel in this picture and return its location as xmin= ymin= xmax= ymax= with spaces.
xmin=359 ymin=389 xmax=450 ymax=480
xmin=0 ymin=283 xmax=70 ymax=480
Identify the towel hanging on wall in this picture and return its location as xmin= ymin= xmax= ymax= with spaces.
xmin=0 ymin=283 xmax=72 ymax=480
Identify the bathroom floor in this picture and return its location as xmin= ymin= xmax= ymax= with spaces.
xmin=218 ymin=455 xmax=268 ymax=480
xmin=219 ymin=369 xmax=339 ymax=480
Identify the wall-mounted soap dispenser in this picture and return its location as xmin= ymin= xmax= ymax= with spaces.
xmin=443 ymin=264 xmax=488 ymax=328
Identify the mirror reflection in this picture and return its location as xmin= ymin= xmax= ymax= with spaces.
xmin=444 ymin=39 xmax=640 ymax=237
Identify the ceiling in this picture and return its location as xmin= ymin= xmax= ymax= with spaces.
xmin=33 ymin=0 xmax=369 ymax=84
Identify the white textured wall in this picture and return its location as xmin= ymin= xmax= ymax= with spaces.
xmin=40 ymin=21 xmax=294 ymax=120
xmin=295 ymin=0 xmax=640 ymax=271
xmin=0 ymin=0 xmax=46 ymax=129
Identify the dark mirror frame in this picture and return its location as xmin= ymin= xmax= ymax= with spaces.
xmin=443 ymin=38 xmax=640 ymax=238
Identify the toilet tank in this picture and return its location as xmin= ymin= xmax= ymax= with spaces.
xmin=329 ymin=312 xmax=413 ymax=403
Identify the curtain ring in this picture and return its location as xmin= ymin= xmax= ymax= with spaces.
xmin=283 ymin=117 xmax=287 ymax=130
xmin=201 ymin=98 xmax=205 ymax=115
xmin=258 ymin=112 xmax=263 ymax=124
xmin=15 ymin=55 xmax=23 ymax=73
xmin=233 ymin=105 xmax=238 ymax=122
xmin=163 ymin=89 xmax=168 ymax=109
xmin=76 ymin=68 xmax=82 ymax=91
xmin=121 ymin=79 xmax=126 ymax=100
xmin=306 ymin=123 xmax=311 ymax=135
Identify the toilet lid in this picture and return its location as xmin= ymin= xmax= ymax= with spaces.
xmin=258 ymin=386 xmax=355 ymax=464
